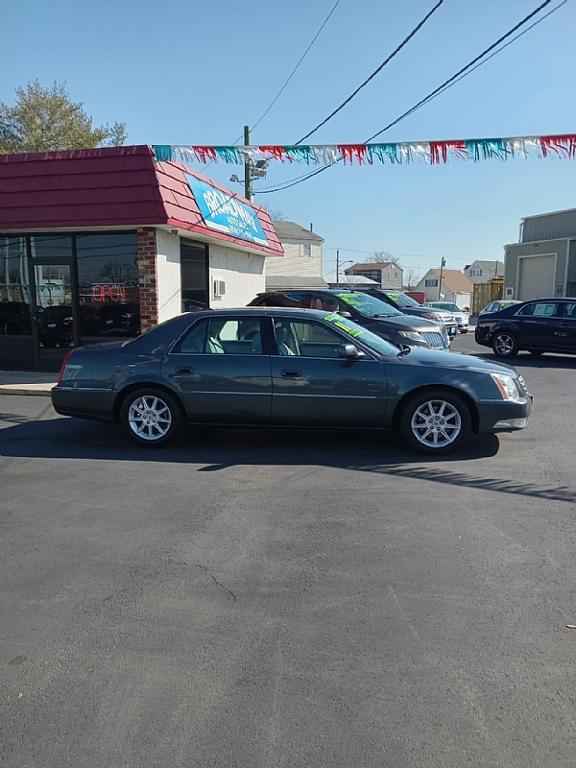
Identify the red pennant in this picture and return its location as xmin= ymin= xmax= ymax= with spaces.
xmin=429 ymin=141 xmax=467 ymax=164
xmin=258 ymin=146 xmax=289 ymax=161
xmin=192 ymin=146 xmax=217 ymax=163
xmin=540 ymin=135 xmax=576 ymax=159
xmin=338 ymin=144 xmax=368 ymax=164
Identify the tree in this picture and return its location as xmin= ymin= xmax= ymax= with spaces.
xmin=373 ymin=250 xmax=399 ymax=264
xmin=404 ymin=268 xmax=419 ymax=289
xmin=0 ymin=81 xmax=127 ymax=153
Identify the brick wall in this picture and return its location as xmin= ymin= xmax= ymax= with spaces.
xmin=137 ymin=227 xmax=158 ymax=331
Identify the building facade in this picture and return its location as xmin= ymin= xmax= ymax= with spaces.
xmin=0 ymin=146 xmax=282 ymax=370
xmin=464 ymin=260 xmax=504 ymax=284
xmin=264 ymin=220 xmax=325 ymax=291
xmin=504 ymin=208 xmax=576 ymax=301
xmin=414 ymin=268 xmax=472 ymax=307
xmin=344 ymin=261 xmax=403 ymax=288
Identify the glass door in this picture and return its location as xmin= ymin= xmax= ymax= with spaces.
xmin=33 ymin=262 xmax=77 ymax=369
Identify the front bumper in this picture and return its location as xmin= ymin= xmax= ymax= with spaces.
xmin=476 ymin=394 xmax=532 ymax=433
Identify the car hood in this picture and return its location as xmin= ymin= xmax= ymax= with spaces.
xmin=368 ymin=314 xmax=443 ymax=331
xmin=397 ymin=346 xmax=517 ymax=375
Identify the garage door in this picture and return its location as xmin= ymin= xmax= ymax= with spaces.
xmin=518 ymin=255 xmax=556 ymax=300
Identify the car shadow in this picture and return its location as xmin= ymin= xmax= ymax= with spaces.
xmin=472 ymin=351 xmax=576 ymax=369
xmin=1 ymin=418 xmax=573 ymax=504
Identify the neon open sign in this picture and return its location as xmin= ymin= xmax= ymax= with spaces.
xmin=91 ymin=284 xmax=127 ymax=303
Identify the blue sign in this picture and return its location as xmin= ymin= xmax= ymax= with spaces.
xmin=185 ymin=174 xmax=268 ymax=246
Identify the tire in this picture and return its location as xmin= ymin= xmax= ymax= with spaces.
xmin=492 ymin=331 xmax=518 ymax=359
xmin=120 ymin=388 xmax=183 ymax=446
xmin=399 ymin=390 xmax=472 ymax=455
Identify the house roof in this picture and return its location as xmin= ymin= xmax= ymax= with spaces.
xmin=266 ymin=275 xmax=327 ymax=290
xmin=324 ymin=273 xmax=380 ymax=285
xmin=421 ymin=269 xmax=473 ymax=293
xmin=345 ymin=261 xmax=398 ymax=272
xmin=467 ymin=260 xmax=503 ymax=271
xmin=273 ymin=220 xmax=324 ymax=243
xmin=0 ymin=145 xmax=283 ymax=257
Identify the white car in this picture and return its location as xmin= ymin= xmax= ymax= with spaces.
xmin=426 ymin=302 xmax=470 ymax=333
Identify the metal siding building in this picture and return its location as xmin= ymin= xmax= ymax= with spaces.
xmin=505 ymin=208 xmax=576 ymax=300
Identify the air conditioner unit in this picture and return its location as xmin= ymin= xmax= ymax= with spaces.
xmin=213 ymin=279 xmax=226 ymax=299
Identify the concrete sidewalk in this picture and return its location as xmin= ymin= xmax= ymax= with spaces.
xmin=0 ymin=371 xmax=57 ymax=397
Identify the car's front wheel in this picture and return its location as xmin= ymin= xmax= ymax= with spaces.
xmin=399 ymin=390 xmax=472 ymax=454
xmin=492 ymin=332 xmax=518 ymax=358
xmin=120 ymin=388 xmax=183 ymax=446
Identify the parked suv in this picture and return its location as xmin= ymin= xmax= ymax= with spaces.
xmin=426 ymin=301 xmax=469 ymax=333
xmin=475 ymin=297 xmax=576 ymax=358
xmin=249 ymin=289 xmax=450 ymax=349
xmin=360 ymin=288 xmax=458 ymax=339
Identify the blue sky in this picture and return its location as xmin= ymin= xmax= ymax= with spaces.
xmin=2 ymin=0 xmax=575 ymax=278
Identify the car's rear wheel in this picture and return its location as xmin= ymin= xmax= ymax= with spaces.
xmin=492 ymin=332 xmax=518 ymax=358
xmin=399 ymin=391 xmax=472 ymax=454
xmin=120 ymin=388 xmax=183 ymax=446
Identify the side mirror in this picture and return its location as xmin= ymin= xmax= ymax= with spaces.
xmin=339 ymin=343 xmax=359 ymax=359
xmin=339 ymin=310 xmax=352 ymax=319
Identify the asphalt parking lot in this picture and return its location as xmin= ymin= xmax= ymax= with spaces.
xmin=2 ymin=335 xmax=576 ymax=768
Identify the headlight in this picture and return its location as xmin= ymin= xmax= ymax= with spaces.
xmin=421 ymin=312 xmax=438 ymax=320
xmin=398 ymin=331 xmax=425 ymax=342
xmin=490 ymin=373 xmax=525 ymax=402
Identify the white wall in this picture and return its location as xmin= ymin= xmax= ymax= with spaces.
xmin=209 ymin=243 xmax=266 ymax=308
xmin=265 ymin=238 xmax=323 ymax=278
xmin=155 ymin=229 xmax=182 ymax=322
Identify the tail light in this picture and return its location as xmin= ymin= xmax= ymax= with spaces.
xmin=57 ymin=350 xmax=75 ymax=385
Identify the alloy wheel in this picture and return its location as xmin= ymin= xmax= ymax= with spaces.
xmin=494 ymin=334 xmax=515 ymax=356
xmin=410 ymin=399 xmax=462 ymax=449
xmin=128 ymin=395 xmax=172 ymax=441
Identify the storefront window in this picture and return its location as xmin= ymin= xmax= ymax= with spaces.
xmin=0 ymin=236 xmax=32 ymax=336
xmin=181 ymin=239 xmax=208 ymax=311
xmin=76 ymin=233 xmax=140 ymax=339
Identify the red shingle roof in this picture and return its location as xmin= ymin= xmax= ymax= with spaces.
xmin=0 ymin=145 xmax=282 ymax=257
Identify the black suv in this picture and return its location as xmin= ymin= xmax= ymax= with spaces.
xmin=475 ymin=297 xmax=576 ymax=358
xmin=249 ymin=289 xmax=450 ymax=349
xmin=361 ymin=288 xmax=458 ymax=339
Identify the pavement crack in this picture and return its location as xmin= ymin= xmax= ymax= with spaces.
xmin=194 ymin=563 xmax=237 ymax=602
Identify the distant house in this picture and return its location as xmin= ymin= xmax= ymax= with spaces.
xmin=324 ymin=273 xmax=380 ymax=289
xmin=415 ymin=269 xmax=473 ymax=306
xmin=265 ymin=220 xmax=326 ymax=291
xmin=464 ymin=260 xmax=504 ymax=284
xmin=344 ymin=261 xmax=403 ymax=288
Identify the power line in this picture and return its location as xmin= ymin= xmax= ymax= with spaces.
xmin=251 ymin=0 xmax=342 ymax=133
xmin=199 ymin=0 xmax=341 ymax=175
xmin=256 ymin=0 xmax=561 ymax=194
xmin=294 ymin=0 xmax=444 ymax=145
xmin=365 ymin=0 xmax=553 ymax=142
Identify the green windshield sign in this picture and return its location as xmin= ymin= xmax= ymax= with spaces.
xmin=323 ymin=312 xmax=364 ymax=337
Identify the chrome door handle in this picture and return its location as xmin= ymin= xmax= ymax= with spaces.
xmin=175 ymin=367 xmax=194 ymax=373
xmin=281 ymin=370 xmax=302 ymax=378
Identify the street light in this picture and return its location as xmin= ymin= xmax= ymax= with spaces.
xmin=335 ymin=252 xmax=355 ymax=288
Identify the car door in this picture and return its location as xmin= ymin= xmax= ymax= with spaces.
xmin=269 ymin=316 xmax=389 ymax=426
xmin=555 ymin=301 xmax=576 ymax=353
xmin=163 ymin=315 xmax=272 ymax=423
xmin=515 ymin=301 xmax=562 ymax=350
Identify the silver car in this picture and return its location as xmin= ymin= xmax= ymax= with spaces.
xmin=427 ymin=302 xmax=470 ymax=333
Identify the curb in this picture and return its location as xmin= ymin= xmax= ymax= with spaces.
xmin=0 ymin=386 xmax=54 ymax=397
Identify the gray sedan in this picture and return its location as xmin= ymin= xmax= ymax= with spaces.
xmin=52 ymin=308 xmax=532 ymax=454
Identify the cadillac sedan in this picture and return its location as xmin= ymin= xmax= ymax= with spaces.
xmin=52 ymin=308 xmax=531 ymax=454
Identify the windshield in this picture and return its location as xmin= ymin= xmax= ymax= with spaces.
xmin=335 ymin=291 xmax=402 ymax=317
xmin=430 ymin=302 xmax=460 ymax=312
xmin=323 ymin=312 xmax=398 ymax=355
xmin=383 ymin=291 xmax=420 ymax=308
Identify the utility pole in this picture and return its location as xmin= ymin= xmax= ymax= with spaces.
xmin=336 ymin=249 xmax=340 ymax=288
xmin=438 ymin=257 xmax=446 ymax=300
xmin=243 ymin=125 xmax=252 ymax=200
